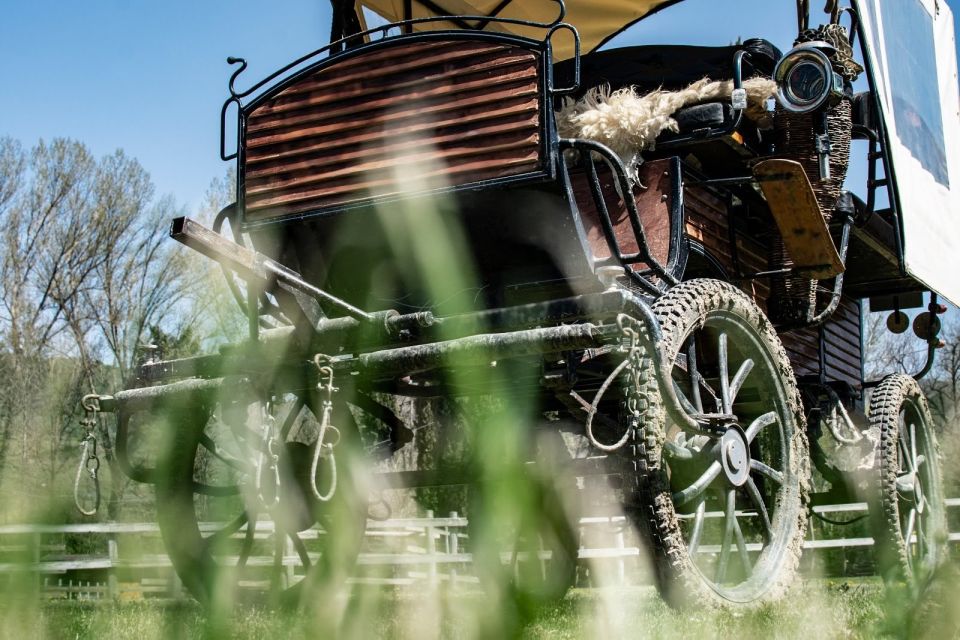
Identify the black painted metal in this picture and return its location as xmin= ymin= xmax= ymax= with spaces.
xmin=559 ymin=139 xmax=683 ymax=291
xmin=654 ymin=50 xmax=749 ymax=153
xmin=849 ymin=1 xmax=906 ymax=274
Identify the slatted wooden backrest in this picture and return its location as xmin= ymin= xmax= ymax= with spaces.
xmin=241 ymin=37 xmax=547 ymax=223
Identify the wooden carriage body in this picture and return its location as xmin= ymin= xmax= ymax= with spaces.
xmin=85 ymin=0 xmax=958 ymax=609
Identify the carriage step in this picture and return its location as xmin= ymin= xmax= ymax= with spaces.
xmin=753 ymin=159 xmax=845 ymax=280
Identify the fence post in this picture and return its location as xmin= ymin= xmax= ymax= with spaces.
xmin=425 ymin=510 xmax=437 ymax=586
xmin=169 ymin=568 xmax=183 ymax=599
xmin=284 ymin=535 xmax=295 ymax=589
xmin=107 ymin=534 xmax=119 ymax=600
xmin=615 ymin=525 xmax=626 ymax=586
xmin=32 ymin=532 xmax=41 ymax=592
xmin=449 ymin=511 xmax=459 ymax=588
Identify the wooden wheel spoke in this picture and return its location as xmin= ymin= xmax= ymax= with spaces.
xmin=732 ymin=512 xmax=752 ymax=575
xmin=715 ymin=489 xmax=737 ymax=583
xmin=909 ymin=422 xmax=919 ymax=471
xmin=673 ymin=379 xmax=700 ymax=415
xmin=750 ymin=459 xmax=784 ymax=484
xmin=673 ymin=461 xmax=722 ymax=507
xmin=279 ymin=397 xmax=307 ymax=439
xmin=204 ymin=511 xmax=253 ymax=551
xmin=745 ymin=477 xmax=773 ymax=539
xmin=903 ymin=507 xmax=917 ymax=548
xmin=898 ymin=416 xmax=912 ymax=472
xmin=199 ymin=433 xmax=250 ymax=472
xmin=688 ymin=500 xmax=707 ymax=557
xmin=686 ymin=339 xmax=704 ymax=413
xmin=718 ymin=333 xmax=731 ymax=414
xmin=290 ymin=531 xmax=311 ymax=570
xmin=237 ymin=517 xmax=257 ymax=570
xmin=192 ymin=481 xmax=241 ymax=496
xmin=745 ymin=411 xmax=777 ymax=443
xmin=728 ymin=359 xmax=755 ymax=407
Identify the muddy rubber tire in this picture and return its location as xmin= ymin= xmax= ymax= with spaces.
xmin=869 ymin=373 xmax=947 ymax=590
xmin=629 ymin=279 xmax=809 ymax=608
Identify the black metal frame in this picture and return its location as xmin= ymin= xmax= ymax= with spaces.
xmin=560 ymin=139 xmax=686 ymax=296
xmin=220 ymin=12 xmax=583 ymax=231
xmin=844 ymin=2 xmax=905 ymax=274
xmin=654 ymin=50 xmax=753 ymax=152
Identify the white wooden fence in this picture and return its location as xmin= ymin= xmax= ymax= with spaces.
xmin=0 ymin=500 xmax=956 ymax=601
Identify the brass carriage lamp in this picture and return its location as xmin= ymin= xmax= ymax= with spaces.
xmin=773 ymin=41 xmax=846 ymax=114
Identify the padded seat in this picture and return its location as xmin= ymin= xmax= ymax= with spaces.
xmin=554 ymin=39 xmax=782 ymax=98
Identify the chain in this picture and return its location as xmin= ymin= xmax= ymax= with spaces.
xmin=255 ymin=399 xmax=282 ymax=509
xmin=570 ymin=316 xmax=647 ymax=453
xmin=310 ymin=355 xmax=341 ymax=502
xmin=74 ymin=395 xmax=102 ymax=516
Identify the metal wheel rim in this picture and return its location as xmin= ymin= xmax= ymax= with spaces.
xmin=664 ymin=310 xmax=797 ymax=603
xmin=894 ymin=397 xmax=944 ymax=579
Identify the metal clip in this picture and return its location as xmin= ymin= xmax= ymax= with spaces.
xmin=255 ymin=401 xmax=281 ymax=509
xmin=311 ymin=356 xmax=341 ymax=502
xmin=74 ymin=395 xmax=102 ymax=516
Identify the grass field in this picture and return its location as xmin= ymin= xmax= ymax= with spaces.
xmin=3 ymin=572 xmax=959 ymax=640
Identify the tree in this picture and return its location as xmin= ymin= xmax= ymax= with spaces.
xmin=0 ymin=136 xmax=198 ymax=520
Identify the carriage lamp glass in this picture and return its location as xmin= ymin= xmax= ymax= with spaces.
xmin=774 ymin=43 xmax=844 ymax=113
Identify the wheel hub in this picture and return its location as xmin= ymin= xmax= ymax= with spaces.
xmin=914 ymin=475 xmax=925 ymax=514
xmin=720 ymin=425 xmax=751 ymax=487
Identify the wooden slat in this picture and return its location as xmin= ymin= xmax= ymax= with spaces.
xmin=246 ymin=67 xmax=538 ymax=148
xmin=246 ymin=153 xmax=541 ymax=217
xmin=246 ymin=112 xmax=538 ymax=182
xmin=254 ymin=52 xmax=538 ymax=120
xmin=243 ymin=39 xmax=542 ymax=220
xmin=246 ymin=87 xmax=537 ymax=151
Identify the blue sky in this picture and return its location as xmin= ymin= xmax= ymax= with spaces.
xmin=1 ymin=0 xmax=956 ymax=212
xmin=0 ymin=0 xmax=325 ymax=210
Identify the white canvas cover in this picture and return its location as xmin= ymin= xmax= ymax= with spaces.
xmin=857 ymin=0 xmax=960 ymax=304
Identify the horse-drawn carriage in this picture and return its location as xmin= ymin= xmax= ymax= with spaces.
xmin=84 ymin=0 xmax=957 ymax=610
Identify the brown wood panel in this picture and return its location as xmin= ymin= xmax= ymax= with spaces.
xmin=243 ymin=39 xmax=543 ymax=220
xmin=684 ymin=184 xmax=770 ymax=303
xmin=246 ymin=66 xmax=539 ymax=140
xmin=682 ymin=177 xmax=861 ymax=387
xmin=778 ymin=296 xmax=862 ymax=388
xmin=569 ymin=159 xmax=675 ymax=271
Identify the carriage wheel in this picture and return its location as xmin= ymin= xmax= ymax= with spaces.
xmin=467 ymin=431 xmax=579 ymax=613
xmin=631 ymin=279 xmax=808 ymax=607
xmin=152 ymin=383 xmax=367 ymax=610
xmin=869 ymin=373 xmax=947 ymax=589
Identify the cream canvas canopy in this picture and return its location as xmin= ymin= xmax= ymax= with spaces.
xmin=355 ymin=0 xmax=684 ymax=59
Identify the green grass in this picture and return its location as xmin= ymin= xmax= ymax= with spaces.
xmin=6 ymin=575 xmax=959 ymax=640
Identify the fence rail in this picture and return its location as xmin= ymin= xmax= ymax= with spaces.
xmin=1 ymin=500 xmax=957 ymax=601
